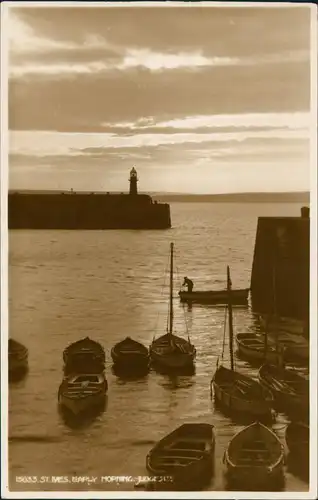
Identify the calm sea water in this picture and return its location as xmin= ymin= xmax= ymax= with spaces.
xmin=8 ymin=203 xmax=308 ymax=493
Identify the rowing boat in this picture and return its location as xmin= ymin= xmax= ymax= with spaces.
xmin=224 ymin=421 xmax=284 ymax=489
xmin=150 ymin=333 xmax=196 ymax=370
xmin=150 ymin=243 xmax=196 ymax=371
xmin=212 ymin=365 xmax=274 ymax=419
xmin=63 ymin=337 xmax=105 ymax=374
xmin=58 ymin=372 xmax=108 ymax=415
xmin=147 ymin=423 xmax=215 ymax=490
xmin=111 ymin=337 xmax=149 ymax=370
xmin=274 ymin=334 xmax=309 ymax=362
xmin=258 ymin=364 xmax=309 ymax=416
xmin=236 ymin=332 xmax=283 ymax=365
xmin=211 ymin=267 xmax=274 ymax=421
xmin=179 ymin=288 xmax=249 ymax=305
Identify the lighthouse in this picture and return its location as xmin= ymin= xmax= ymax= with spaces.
xmin=129 ymin=167 xmax=138 ymax=196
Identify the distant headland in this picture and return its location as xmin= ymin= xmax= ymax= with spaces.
xmin=151 ymin=191 xmax=310 ymax=204
xmin=8 ymin=190 xmax=309 ymax=204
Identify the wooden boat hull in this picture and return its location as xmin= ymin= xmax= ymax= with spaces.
xmin=260 ymin=315 xmax=306 ymax=336
xmin=285 ymin=421 xmax=309 ymax=457
xmin=111 ymin=352 xmax=149 ymax=369
xmin=278 ymin=338 xmax=309 ymax=362
xmin=150 ymin=350 xmax=195 ymax=369
xmin=63 ymin=358 xmax=105 ymax=375
xmin=147 ymin=423 xmax=215 ymax=490
xmin=226 ymin=462 xmax=284 ymax=488
xmin=212 ymin=366 xmax=274 ymax=419
xmin=8 ymin=340 xmax=28 ymax=375
xmin=63 ymin=337 xmax=106 ymax=362
xmin=259 ymin=317 xmax=309 ymax=361
xmin=149 ymin=334 xmax=196 ymax=370
xmin=63 ymin=337 xmax=105 ymax=374
xmin=9 ymin=353 xmax=28 ymax=373
xmin=58 ymin=373 xmax=108 ymax=416
xmin=258 ymin=364 xmax=309 ymax=415
xmin=111 ymin=337 xmax=149 ymax=369
xmin=285 ymin=344 xmax=309 ymax=361
xmin=59 ymin=391 xmax=106 ymax=415
xmin=236 ymin=333 xmax=283 ymax=365
xmin=179 ymin=288 xmax=249 ymax=305
xmin=225 ymin=422 xmax=284 ymax=489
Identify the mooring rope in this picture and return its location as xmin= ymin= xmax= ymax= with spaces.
xmin=153 ymin=250 xmax=171 ymax=340
xmin=175 ymin=253 xmax=191 ymax=340
xmin=221 ymin=305 xmax=228 ymax=362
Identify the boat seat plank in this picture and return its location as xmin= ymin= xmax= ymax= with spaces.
xmin=155 ymin=461 xmax=188 ymax=467
xmin=164 ymin=449 xmax=204 ymax=455
xmin=118 ymin=350 xmax=143 ymax=354
xmin=156 ymin=456 xmax=199 ymax=463
xmin=241 ymin=448 xmax=270 ymax=453
xmin=238 ymin=458 xmax=270 ymax=463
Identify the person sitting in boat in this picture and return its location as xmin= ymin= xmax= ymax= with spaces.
xmin=182 ymin=277 xmax=194 ymax=293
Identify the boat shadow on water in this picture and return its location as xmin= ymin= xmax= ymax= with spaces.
xmin=139 ymin=474 xmax=215 ymax=492
xmin=235 ymin=349 xmax=265 ymax=368
xmin=111 ymin=364 xmax=150 ymax=381
xmin=151 ymin=364 xmax=196 ymax=391
xmin=58 ymin=396 xmax=108 ymax=430
xmin=224 ymin=472 xmax=286 ymax=492
xmin=150 ymin=361 xmax=196 ymax=378
xmin=9 ymin=366 xmax=29 ymax=384
xmin=286 ymin=452 xmax=309 ymax=483
xmin=212 ymin=397 xmax=275 ymax=427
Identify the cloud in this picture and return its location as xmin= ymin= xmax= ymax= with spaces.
xmin=101 ymin=112 xmax=309 ymax=132
xmin=13 ymin=6 xmax=311 ymax=59
xmin=9 ymin=11 xmax=124 ymax=75
xmin=10 ymin=61 xmax=110 ymax=78
xmin=6 ymin=7 xmax=312 ymax=194
xmin=119 ymin=49 xmax=235 ymax=71
xmin=9 ymin=12 xmax=75 ymax=55
xmin=7 ymin=7 xmax=311 ymax=134
xmin=9 ymin=127 xmax=309 ymax=158
xmin=10 ymin=47 xmax=309 ymax=78
xmin=8 ymin=10 xmax=309 ymax=78
xmin=9 ymin=61 xmax=310 ymax=131
xmin=9 ymin=135 xmax=309 ymax=184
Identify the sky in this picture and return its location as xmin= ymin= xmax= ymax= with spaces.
xmin=7 ymin=3 xmax=313 ymax=194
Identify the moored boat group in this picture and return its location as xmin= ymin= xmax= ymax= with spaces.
xmin=8 ymin=242 xmax=310 ymax=491
xmin=58 ymin=337 xmax=108 ymax=417
xmin=141 ymin=418 xmax=309 ymax=491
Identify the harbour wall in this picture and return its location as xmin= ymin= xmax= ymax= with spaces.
xmin=250 ymin=207 xmax=309 ymax=332
xmin=8 ymin=192 xmax=171 ymax=230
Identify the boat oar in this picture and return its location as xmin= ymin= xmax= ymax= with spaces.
xmin=269 ymin=378 xmax=298 ymax=395
xmin=235 ymin=378 xmax=255 ymax=389
xmin=233 ymin=384 xmax=249 ymax=395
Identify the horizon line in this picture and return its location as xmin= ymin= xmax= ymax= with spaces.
xmin=8 ymin=189 xmax=310 ymax=195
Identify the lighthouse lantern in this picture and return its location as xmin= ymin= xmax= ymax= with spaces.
xmin=129 ymin=167 xmax=138 ymax=195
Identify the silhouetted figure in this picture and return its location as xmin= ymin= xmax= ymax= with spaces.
xmin=183 ymin=276 xmax=194 ymax=293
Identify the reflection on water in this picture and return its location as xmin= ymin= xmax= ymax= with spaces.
xmin=58 ymin=398 xmax=108 ymax=431
xmin=8 ymin=203 xmax=309 ymax=492
xmin=9 ymin=367 xmax=29 ymax=384
xmin=286 ymin=453 xmax=309 ymax=484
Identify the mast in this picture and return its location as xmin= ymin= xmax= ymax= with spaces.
xmin=264 ymin=316 xmax=268 ymax=359
xmin=169 ymin=242 xmax=174 ymax=337
xmin=272 ymin=259 xmax=280 ymax=363
xmin=272 ymin=262 xmax=284 ymax=367
xmin=227 ymin=266 xmax=234 ymax=371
